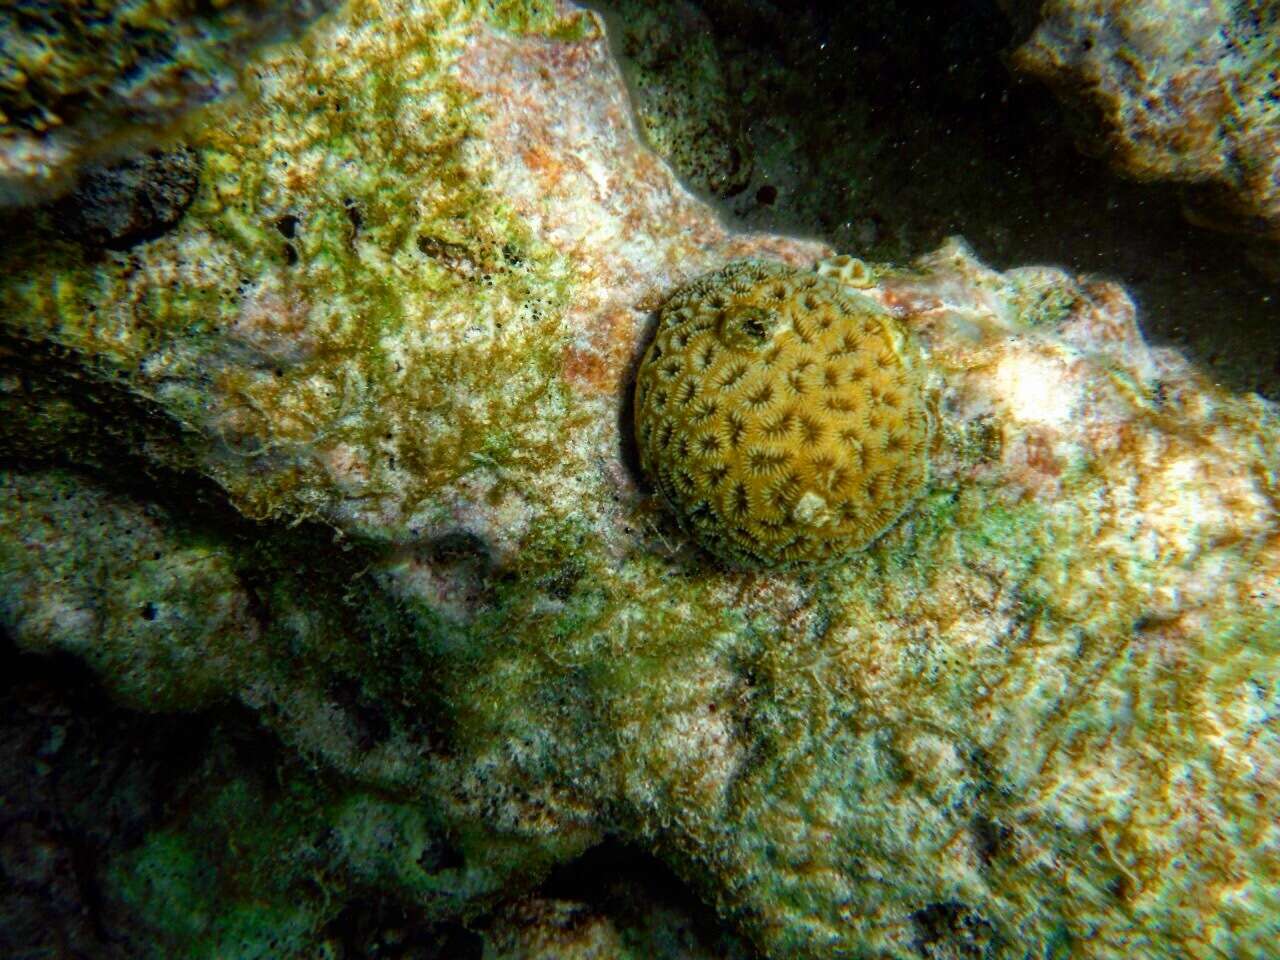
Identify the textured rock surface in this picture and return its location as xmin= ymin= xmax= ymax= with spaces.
xmin=0 ymin=0 xmax=338 ymax=204
xmin=0 ymin=470 xmax=260 ymax=710
xmin=592 ymin=0 xmax=751 ymax=198
xmin=592 ymin=0 xmax=1280 ymax=401
xmin=1010 ymin=0 xmax=1280 ymax=241
xmin=53 ymin=146 xmax=203 ymax=249
xmin=0 ymin=1 xmax=1278 ymax=958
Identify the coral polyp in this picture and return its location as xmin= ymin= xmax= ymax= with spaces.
xmin=634 ymin=259 xmax=931 ymax=568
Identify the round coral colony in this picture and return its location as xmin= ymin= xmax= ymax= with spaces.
xmin=634 ymin=259 xmax=931 ymax=568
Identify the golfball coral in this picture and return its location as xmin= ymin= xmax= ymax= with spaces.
xmin=634 ymin=260 xmax=931 ymax=568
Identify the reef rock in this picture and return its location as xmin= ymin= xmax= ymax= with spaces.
xmin=0 ymin=0 xmax=338 ymax=204
xmin=1010 ymin=0 xmax=1280 ymax=241
xmin=0 ymin=1 xmax=1277 ymax=958
xmin=593 ymin=0 xmax=753 ymax=198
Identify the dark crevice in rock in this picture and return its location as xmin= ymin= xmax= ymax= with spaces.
xmin=0 ymin=630 xmax=473 ymax=960
xmin=321 ymin=901 xmax=483 ymax=960
xmin=534 ymin=838 xmax=763 ymax=958
xmin=52 ymin=146 xmax=202 ymax=250
xmin=0 ymin=636 xmax=208 ymax=959
xmin=909 ymin=900 xmax=1002 ymax=959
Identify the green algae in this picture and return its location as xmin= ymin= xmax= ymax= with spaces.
xmin=113 ymin=830 xmax=320 ymax=960
xmin=6 ymin=367 xmax=1278 ymax=957
xmin=104 ymin=741 xmax=333 ymax=959
xmin=0 ymin=465 xmax=605 ymax=951
xmin=0 ymin=0 xmax=585 ymax=531
xmin=6 ymin=320 xmax=1276 ymax=958
xmin=480 ymin=0 xmax=599 ymax=38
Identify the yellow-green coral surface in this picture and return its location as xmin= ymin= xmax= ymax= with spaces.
xmin=0 ymin=0 xmax=341 ymax=200
xmin=635 ymin=260 xmax=931 ymax=567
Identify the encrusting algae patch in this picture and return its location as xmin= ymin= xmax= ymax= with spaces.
xmin=0 ymin=0 xmax=597 ymax=543
xmin=635 ymin=259 xmax=931 ymax=567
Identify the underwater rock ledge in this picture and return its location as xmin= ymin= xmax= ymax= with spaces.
xmin=0 ymin=0 xmax=344 ymax=206
xmin=1 ymin=1 xmax=1278 ymax=958
xmin=1009 ymin=0 xmax=1280 ymax=244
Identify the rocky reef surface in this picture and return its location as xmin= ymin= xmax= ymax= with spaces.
xmin=1 ymin=1 xmax=1278 ymax=958
xmin=0 ymin=0 xmax=341 ymax=204
xmin=1008 ymin=0 xmax=1280 ymax=244
xmin=592 ymin=0 xmax=1280 ymax=401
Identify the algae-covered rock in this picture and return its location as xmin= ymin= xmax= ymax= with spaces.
xmin=0 ymin=0 xmax=340 ymax=204
xmin=0 ymin=469 xmax=260 ymax=711
xmin=0 ymin=0 xmax=603 ymax=551
xmin=1 ymin=1 xmax=1278 ymax=959
xmin=0 ymin=466 xmax=605 ymax=956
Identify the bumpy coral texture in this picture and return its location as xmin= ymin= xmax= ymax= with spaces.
xmin=634 ymin=260 xmax=930 ymax=567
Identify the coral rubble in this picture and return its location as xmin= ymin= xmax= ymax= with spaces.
xmin=0 ymin=1 xmax=1277 ymax=958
